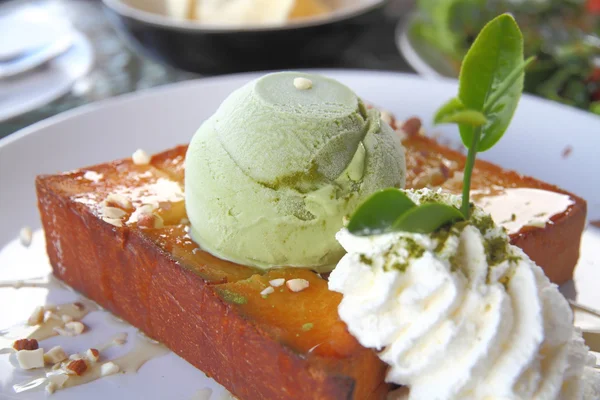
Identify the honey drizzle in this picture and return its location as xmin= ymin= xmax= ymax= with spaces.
xmin=10 ymin=332 xmax=168 ymax=394
xmin=0 ymin=300 xmax=97 ymax=350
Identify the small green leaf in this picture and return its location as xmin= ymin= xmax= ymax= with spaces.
xmin=483 ymin=56 xmax=536 ymax=115
xmin=347 ymin=189 xmax=416 ymax=236
xmin=436 ymin=109 xmax=487 ymax=126
xmin=458 ymin=14 xmax=525 ymax=152
xmin=434 ymin=97 xmax=465 ymax=124
xmin=392 ymin=203 xmax=465 ymax=233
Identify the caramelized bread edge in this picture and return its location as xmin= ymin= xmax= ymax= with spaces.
xmin=35 ymin=176 xmax=386 ymax=400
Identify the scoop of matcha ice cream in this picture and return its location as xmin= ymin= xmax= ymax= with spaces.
xmin=185 ymin=72 xmax=406 ymax=271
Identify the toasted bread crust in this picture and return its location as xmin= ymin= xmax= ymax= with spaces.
xmin=37 ymin=178 xmax=388 ymax=400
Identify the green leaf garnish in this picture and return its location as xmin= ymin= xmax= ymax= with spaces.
xmin=348 ymin=189 xmax=463 ymax=236
xmin=347 ymin=189 xmax=417 ymax=235
xmin=434 ymin=97 xmax=487 ymax=126
xmin=392 ymin=203 xmax=465 ymax=233
xmin=347 ymin=13 xmax=529 ymax=236
xmin=456 ymin=14 xmax=526 ymax=153
xmin=435 ymin=13 xmax=531 ymax=217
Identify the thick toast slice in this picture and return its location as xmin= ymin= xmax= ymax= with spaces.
xmin=36 ymin=122 xmax=586 ymax=399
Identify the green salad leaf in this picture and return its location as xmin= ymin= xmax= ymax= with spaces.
xmin=347 ymin=13 xmax=530 ymax=236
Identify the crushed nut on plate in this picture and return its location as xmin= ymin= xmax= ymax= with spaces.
xmin=45 ymin=382 xmax=57 ymax=395
xmin=61 ymin=314 xmax=74 ymax=323
xmin=27 ymin=306 xmax=44 ymax=326
xmin=86 ymin=348 xmax=100 ymax=364
xmin=47 ymin=372 xmax=69 ymax=388
xmin=19 ymin=226 xmax=33 ymax=247
xmin=100 ymin=361 xmax=120 ymax=377
xmin=44 ymin=346 xmax=68 ymax=364
xmin=65 ymin=359 xmax=88 ymax=376
xmin=16 ymin=348 xmax=45 ymax=370
xmin=13 ymin=338 xmax=39 ymax=351
xmin=54 ymin=321 xmax=85 ymax=337
xmin=286 ymin=279 xmax=310 ymax=293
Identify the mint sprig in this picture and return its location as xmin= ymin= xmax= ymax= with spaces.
xmin=348 ymin=14 xmax=532 ymax=236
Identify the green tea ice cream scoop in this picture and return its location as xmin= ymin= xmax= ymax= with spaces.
xmin=185 ymin=72 xmax=406 ymax=271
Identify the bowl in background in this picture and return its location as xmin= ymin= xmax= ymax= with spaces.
xmin=103 ymin=0 xmax=387 ymax=74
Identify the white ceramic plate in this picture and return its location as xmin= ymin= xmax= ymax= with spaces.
xmin=0 ymin=31 xmax=93 ymax=123
xmin=1 ymin=70 xmax=599 ymax=399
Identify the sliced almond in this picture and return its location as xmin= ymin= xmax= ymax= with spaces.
xmin=269 ymin=278 xmax=285 ymax=287
xmin=286 ymin=279 xmax=310 ymax=293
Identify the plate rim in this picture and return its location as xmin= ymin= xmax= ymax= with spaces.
xmin=0 ymin=30 xmax=95 ymax=123
xmin=4 ymin=68 xmax=600 ymax=151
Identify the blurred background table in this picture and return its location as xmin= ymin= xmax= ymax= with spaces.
xmin=0 ymin=0 xmax=415 ymax=139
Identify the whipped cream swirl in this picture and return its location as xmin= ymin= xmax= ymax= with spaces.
xmin=329 ymin=189 xmax=600 ymax=400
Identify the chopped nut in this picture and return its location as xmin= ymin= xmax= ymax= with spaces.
xmin=85 ymin=348 xmax=100 ymax=364
xmin=102 ymin=217 xmax=123 ymax=227
xmin=65 ymin=359 xmax=87 ymax=376
xmin=102 ymin=206 xmax=127 ymax=220
xmin=293 ymin=77 xmax=313 ymax=90
xmin=73 ymin=302 xmax=85 ymax=311
xmin=83 ymin=171 xmax=103 ymax=182
xmin=286 ymin=279 xmax=310 ymax=293
xmin=19 ymin=226 xmax=33 ymax=247
xmin=61 ymin=314 xmax=73 ymax=323
xmin=54 ymin=321 xmax=85 ymax=337
xmin=47 ymin=372 xmax=69 ymax=388
xmin=44 ymin=346 xmax=68 ymax=364
xmin=138 ymin=213 xmax=164 ymax=229
xmin=45 ymin=382 xmax=57 ymax=395
xmin=44 ymin=310 xmax=58 ymax=322
xmin=16 ymin=348 xmax=45 ymax=369
xmin=27 ymin=306 xmax=44 ymax=325
xmin=13 ymin=338 xmax=39 ymax=351
xmin=380 ymin=110 xmax=393 ymax=125
xmin=132 ymin=149 xmax=151 ymax=165
xmin=269 ymin=278 xmax=285 ymax=287
xmin=69 ymin=353 xmax=83 ymax=361
xmin=66 ymin=321 xmax=85 ymax=334
xmin=260 ymin=287 xmax=274 ymax=296
xmin=100 ymin=361 xmax=120 ymax=376
xmin=104 ymin=193 xmax=132 ymax=209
